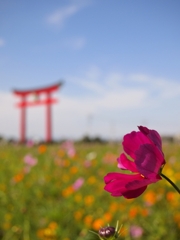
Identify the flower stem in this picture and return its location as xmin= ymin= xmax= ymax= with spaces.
xmin=160 ymin=173 xmax=180 ymax=194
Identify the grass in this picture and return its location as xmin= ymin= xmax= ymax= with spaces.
xmin=0 ymin=141 xmax=179 ymax=240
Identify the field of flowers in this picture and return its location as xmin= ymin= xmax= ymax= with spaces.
xmin=0 ymin=140 xmax=179 ymax=240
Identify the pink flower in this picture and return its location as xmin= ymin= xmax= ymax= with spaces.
xmin=72 ymin=177 xmax=84 ymax=191
xmin=24 ymin=154 xmax=37 ymax=166
xmin=130 ymin=225 xmax=143 ymax=238
xmin=26 ymin=140 xmax=34 ymax=147
xmin=61 ymin=141 xmax=76 ymax=158
xmin=104 ymin=126 xmax=165 ymax=199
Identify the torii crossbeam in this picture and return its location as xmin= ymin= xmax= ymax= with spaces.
xmin=13 ymin=81 xmax=63 ymax=143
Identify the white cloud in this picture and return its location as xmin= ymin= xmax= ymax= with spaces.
xmin=64 ymin=37 xmax=86 ymax=50
xmin=130 ymin=73 xmax=149 ymax=82
xmin=47 ymin=0 xmax=91 ymax=27
xmin=1 ymin=70 xmax=180 ymax=140
xmin=0 ymin=38 xmax=5 ymax=47
xmin=95 ymin=90 xmax=146 ymax=110
xmin=130 ymin=73 xmax=180 ymax=99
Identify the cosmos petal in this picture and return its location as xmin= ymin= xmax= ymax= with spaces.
xmin=117 ymin=153 xmax=137 ymax=172
xmin=122 ymin=131 xmax=151 ymax=159
xmin=135 ymin=144 xmax=165 ymax=178
xmin=138 ymin=126 xmax=163 ymax=153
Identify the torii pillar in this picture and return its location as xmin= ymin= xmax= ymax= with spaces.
xmin=13 ymin=82 xmax=63 ymax=143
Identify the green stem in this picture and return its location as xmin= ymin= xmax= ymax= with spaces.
xmin=160 ymin=173 xmax=180 ymax=194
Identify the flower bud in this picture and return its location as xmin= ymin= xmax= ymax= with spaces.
xmin=99 ymin=226 xmax=115 ymax=238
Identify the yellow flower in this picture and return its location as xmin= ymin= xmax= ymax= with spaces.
xmin=84 ymin=195 xmax=95 ymax=206
xmin=74 ymin=210 xmax=83 ymax=220
xmin=58 ymin=149 xmax=65 ymax=157
xmin=163 ymin=168 xmax=176 ymax=183
xmin=87 ymin=176 xmax=96 ymax=185
xmin=37 ymin=226 xmax=57 ymax=240
xmin=70 ymin=166 xmax=78 ymax=174
xmin=44 ymin=227 xmax=57 ymax=239
xmin=175 ymin=172 xmax=180 ymax=180
xmin=74 ymin=193 xmax=82 ymax=203
xmin=48 ymin=222 xmax=58 ymax=230
xmin=62 ymin=174 xmax=70 ymax=183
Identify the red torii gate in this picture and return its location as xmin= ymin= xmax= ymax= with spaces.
xmin=13 ymin=82 xmax=63 ymax=143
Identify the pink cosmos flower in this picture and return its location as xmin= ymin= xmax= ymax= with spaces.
xmin=61 ymin=141 xmax=76 ymax=158
xmin=24 ymin=154 xmax=37 ymax=166
xmin=72 ymin=177 xmax=84 ymax=191
xmin=104 ymin=126 xmax=165 ymax=199
xmin=23 ymin=154 xmax=38 ymax=173
xmin=130 ymin=225 xmax=143 ymax=238
xmin=26 ymin=140 xmax=34 ymax=147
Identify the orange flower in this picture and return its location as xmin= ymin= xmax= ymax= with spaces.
xmin=166 ymin=191 xmax=176 ymax=202
xmin=37 ymin=226 xmax=57 ymax=240
xmin=174 ymin=213 xmax=180 ymax=228
xmin=70 ymin=166 xmax=78 ymax=174
xmin=175 ymin=172 xmax=180 ymax=180
xmin=119 ymin=225 xmax=127 ymax=237
xmin=74 ymin=210 xmax=83 ymax=220
xmin=174 ymin=213 xmax=180 ymax=223
xmin=87 ymin=176 xmax=96 ymax=185
xmin=13 ymin=173 xmax=24 ymax=183
xmin=103 ymin=212 xmax=112 ymax=222
xmin=37 ymin=228 xmax=44 ymax=238
xmin=166 ymin=191 xmax=178 ymax=207
xmin=84 ymin=195 xmax=95 ymax=206
xmin=109 ymin=202 xmax=118 ymax=212
xmin=62 ymin=186 xmax=74 ymax=197
xmin=140 ymin=208 xmax=149 ymax=217
xmin=84 ymin=215 xmax=93 ymax=227
xmin=92 ymin=218 xmax=105 ymax=231
xmin=38 ymin=144 xmax=47 ymax=154
xmin=48 ymin=222 xmax=58 ymax=230
xmin=63 ymin=160 xmax=70 ymax=167
xmin=143 ymin=190 xmax=157 ymax=206
xmin=58 ymin=149 xmax=65 ymax=157
xmin=129 ymin=207 xmax=138 ymax=219
xmin=43 ymin=227 xmax=56 ymax=238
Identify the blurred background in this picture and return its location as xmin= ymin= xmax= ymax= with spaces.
xmin=0 ymin=2 xmax=180 ymax=239
xmin=0 ymin=0 xmax=180 ymax=142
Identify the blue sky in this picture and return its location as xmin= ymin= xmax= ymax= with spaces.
xmin=0 ymin=0 xmax=180 ymax=141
